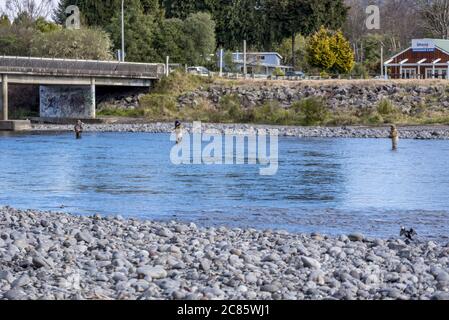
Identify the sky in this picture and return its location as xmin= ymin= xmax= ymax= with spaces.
xmin=0 ymin=0 xmax=58 ymax=20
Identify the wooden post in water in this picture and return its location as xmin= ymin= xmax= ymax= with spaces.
xmin=1 ymin=74 xmax=7 ymax=121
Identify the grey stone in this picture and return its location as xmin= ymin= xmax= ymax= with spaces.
xmin=3 ymin=289 xmax=26 ymax=300
xmin=0 ymin=271 xmax=14 ymax=284
xmin=32 ymin=255 xmax=53 ymax=269
xmin=431 ymin=292 xmax=449 ymax=300
xmin=260 ymin=284 xmax=280 ymax=293
xmin=137 ymin=266 xmax=167 ymax=279
xmin=301 ymin=256 xmax=321 ymax=269
xmin=200 ymin=259 xmax=211 ymax=272
xmin=12 ymin=274 xmax=31 ymax=288
xmin=75 ymin=231 xmax=94 ymax=244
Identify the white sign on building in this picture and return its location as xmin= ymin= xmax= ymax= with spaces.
xmin=412 ymin=39 xmax=435 ymax=52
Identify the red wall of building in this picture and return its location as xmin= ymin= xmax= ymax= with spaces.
xmin=388 ymin=48 xmax=449 ymax=79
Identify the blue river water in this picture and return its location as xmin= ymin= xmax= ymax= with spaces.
xmin=1 ymin=131 xmax=448 ymax=241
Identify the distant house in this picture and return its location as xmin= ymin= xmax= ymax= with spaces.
xmin=221 ymin=52 xmax=292 ymax=76
xmin=385 ymin=39 xmax=449 ymax=79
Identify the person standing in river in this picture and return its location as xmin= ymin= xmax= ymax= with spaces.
xmin=389 ymin=125 xmax=399 ymax=150
xmin=74 ymin=120 xmax=83 ymax=139
xmin=175 ymin=120 xmax=183 ymax=144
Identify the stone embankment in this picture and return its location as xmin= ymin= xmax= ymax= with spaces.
xmin=30 ymin=122 xmax=449 ymax=140
xmin=178 ymin=80 xmax=449 ymax=112
xmin=0 ymin=207 xmax=448 ymax=300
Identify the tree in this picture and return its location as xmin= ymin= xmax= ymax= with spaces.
xmin=306 ymin=26 xmax=354 ymax=74
xmin=152 ymin=18 xmax=185 ymax=63
xmin=331 ymin=30 xmax=355 ymax=74
xmin=182 ymin=12 xmax=216 ymax=66
xmin=307 ymin=27 xmax=336 ymax=72
xmin=416 ymin=0 xmax=449 ymax=39
xmin=0 ymin=23 xmax=35 ymax=56
xmin=265 ymin=0 xmax=348 ymax=67
xmin=30 ymin=27 xmax=113 ymax=60
xmin=161 ymin=0 xmax=199 ymax=19
xmin=35 ymin=17 xmax=60 ymax=33
xmin=0 ymin=15 xmax=11 ymax=27
xmin=276 ymin=34 xmax=308 ymax=71
xmin=107 ymin=0 xmax=158 ymax=62
xmin=223 ymin=50 xmax=238 ymax=72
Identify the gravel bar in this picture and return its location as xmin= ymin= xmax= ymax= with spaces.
xmin=29 ymin=123 xmax=449 ymax=140
xmin=1 ymin=207 xmax=448 ymax=300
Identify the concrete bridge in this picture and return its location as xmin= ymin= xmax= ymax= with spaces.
xmin=0 ymin=56 xmax=165 ymax=130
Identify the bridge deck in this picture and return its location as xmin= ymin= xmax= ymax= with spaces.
xmin=0 ymin=56 xmax=165 ymax=80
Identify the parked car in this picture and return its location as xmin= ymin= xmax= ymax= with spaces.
xmin=187 ymin=66 xmax=210 ymax=77
xmin=286 ymin=70 xmax=305 ymax=79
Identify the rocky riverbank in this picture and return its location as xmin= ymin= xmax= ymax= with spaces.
xmin=30 ymin=122 xmax=449 ymax=140
xmin=178 ymin=80 xmax=449 ymax=112
xmin=0 ymin=207 xmax=448 ymax=300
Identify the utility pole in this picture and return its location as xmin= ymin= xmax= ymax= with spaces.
xmin=121 ymin=0 xmax=125 ymax=62
xmin=380 ymin=45 xmax=384 ymax=78
xmin=219 ymin=48 xmax=224 ymax=77
xmin=166 ymin=56 xmax=170 ymax=76
xmin=243 ymin=40 xmax=247 ymax=77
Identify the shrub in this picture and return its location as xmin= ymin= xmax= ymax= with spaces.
xmin=292 ymin=97 xmax=329 ymax=125
xmin=366 ymin=112 xmax=384 ymax=124
xmin=218 ymin=94 xmax=244 ymax=121
xmin=139 ymin=94 xmax=177 ymax=120
xmin=377 ymin=99 xmax=397 ymax=115
xmin=154 ymin=70 xmax=211 ymax=95
xmin=272 ymin=68 xmax=285 ymax=77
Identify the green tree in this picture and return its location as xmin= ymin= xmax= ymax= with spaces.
xmin=307 ymin=26 xmax=355 ymax=75
xmin=223 ymin=50 xmax=238 ymax=72
xmin=266 ymin=0 xmax=348 ymax=67
xmin=161 ymin=0 xmax=199 ymax=19
xmin=331 ymin=30 xmax=354 ymax=74
xmin=54 ymin=0 xmax=121 ymax=27
xmin=306 ymin=26 xmax=336 ymax=72
xmin=54 ymin=0 xmax=162 ymax=26
xmin=0 ymin=15 xmax=11 ymax=27
xmin=35 ymin=17 xmax=60 ymax=33
xmin=276 ymin=34 xmax=308 ymax=71
xmin=107 ymin=0 xmax=158 ymax=62
xmin=182 ymin=12 xmax=216 ymax=66
xmin=152 ymin=18 xmax=185 ymax=63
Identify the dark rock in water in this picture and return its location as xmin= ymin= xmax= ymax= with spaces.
xmin=348 ymin=233 xmax=364 ymax=242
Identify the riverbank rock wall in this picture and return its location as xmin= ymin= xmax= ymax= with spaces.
xmin=177 ymin=80 xmax=449 ymax=113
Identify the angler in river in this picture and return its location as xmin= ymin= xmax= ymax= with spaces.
xmin=74 ymin=120 xmax=83 ymax=139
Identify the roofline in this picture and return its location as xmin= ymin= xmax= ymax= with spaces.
xmin=387 ymin=44 xmax=449 ymax=62
xmin=232 ymin=52 xmax=283 ymax=60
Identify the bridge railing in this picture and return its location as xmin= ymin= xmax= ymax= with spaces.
xmin=0 ymin=56 xmax=165 ymax=79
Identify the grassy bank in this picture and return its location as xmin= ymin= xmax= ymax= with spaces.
xmin=97 ymin=72 xmax=449 ymax=126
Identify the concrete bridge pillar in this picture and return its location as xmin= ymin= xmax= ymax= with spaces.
xmin=90 ymin=77 xmax=96 ymax=119
xmin=40 ymin=82 xmax=96 ymax=119
xmin=1 ymin=74 xmax=8 ymax=121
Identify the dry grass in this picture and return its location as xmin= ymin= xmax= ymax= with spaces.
xmin=212 ymin=77 xmax=449 ymax=88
